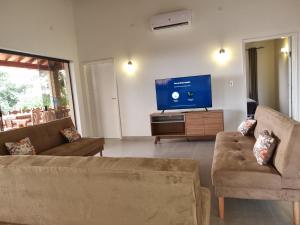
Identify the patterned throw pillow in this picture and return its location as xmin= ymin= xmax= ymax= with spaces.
xmin=238 ymin=119 xmax=257 ymax=136
xmin=60 ymin=127 xmax=81 ymax=143
xmin=5 ymin=137 xmax=36 ymax=155
xmin=253 ymin=130 xmax=277 ymax=165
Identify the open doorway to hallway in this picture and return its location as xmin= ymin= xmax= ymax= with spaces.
xmin=243 ymin=34 xmax=298 ymax=119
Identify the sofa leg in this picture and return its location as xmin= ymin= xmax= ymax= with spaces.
xmin=294 ymin=201 xmax=300 ymax=225
xmin=100 ymin=150 xmax=103 ymax=157
xmin=218 ymin=197 xmax=224 ymax=219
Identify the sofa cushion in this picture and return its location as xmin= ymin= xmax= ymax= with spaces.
xmin=212 ymin=132 xmax=281 ymax=189
xmin=60 ymin=127 xmax=81 ymax=143
xmin=238 ymin=119 xmax=256 ymax=136
xmin=39 ymin=138 xmax=103 ymax=156
xmin=5 ymin=137 xmax=36 ymax=155
xmin=253 ymin=130 xmax=277 ymax=165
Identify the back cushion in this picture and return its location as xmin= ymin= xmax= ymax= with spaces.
xmin=254 ymin=106 xmax=300 ymax=178
xmin=0 ymin=117 xmax=75 ymax=154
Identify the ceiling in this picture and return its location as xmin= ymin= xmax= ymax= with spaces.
xmin=0 ymin=53 xmax=63 ymax=70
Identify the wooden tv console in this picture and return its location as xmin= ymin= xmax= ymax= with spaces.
xmin=150 ymin=110 xmax=224 ymax=144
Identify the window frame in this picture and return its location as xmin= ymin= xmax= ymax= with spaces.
xmin=0 ymin=48 xmax=77 ymax=128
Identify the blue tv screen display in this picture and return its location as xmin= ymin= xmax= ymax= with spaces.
xmin=155 ymin=74 xmax=212 ymax=110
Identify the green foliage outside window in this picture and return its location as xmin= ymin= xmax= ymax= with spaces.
xmin=0 ymin=67 xmax=71 ymax=115
xmin=0 ymin=72 xmax=30 ymax=114
xmin=58 ymin=71 xmax=69 ymax=107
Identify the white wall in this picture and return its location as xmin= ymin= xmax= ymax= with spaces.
xmin=275 ymin=38 xmax=290 ymax=115
xmin=72 ymin=0 xmax=300 ymax=136
xmin=0 ymin=0 xmax=85 ymax=133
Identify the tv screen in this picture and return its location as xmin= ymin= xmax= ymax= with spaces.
xmin=155 ymin=74 xmax=212 ymax=110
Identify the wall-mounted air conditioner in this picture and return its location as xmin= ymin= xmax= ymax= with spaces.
xmin=150 ymin=10 xmax=192 ymax=31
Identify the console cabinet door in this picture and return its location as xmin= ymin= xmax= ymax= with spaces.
xmin=185 ymin=113 xmax=205 ymax=136
xmin=203 ymin=111 xmax=224 ymax=135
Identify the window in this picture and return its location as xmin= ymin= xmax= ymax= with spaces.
xmin=0 ymin=51 xmax=75 ymax=131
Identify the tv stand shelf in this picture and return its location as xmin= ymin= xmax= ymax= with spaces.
xmin=150 ymin=110 xmax=224 ymax=144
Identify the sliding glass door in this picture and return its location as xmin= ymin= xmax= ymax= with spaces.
xmin=37 ymin=59 xmax=74 ymax=123
xmin=0 ymin=51 xmax=75 ymax=131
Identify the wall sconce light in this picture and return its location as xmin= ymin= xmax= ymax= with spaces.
xmin=126 ymin=60 xmax=135 ymax=74
xmin=219 ymin=48 xmax=226 ymax=54
xmin=280 ymin=47 xmax=289 ymax=55
xmin=215 ymin=48 xmax=230 ymax=65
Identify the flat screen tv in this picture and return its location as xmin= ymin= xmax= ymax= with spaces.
xmin=155 ymin=74 xmax=212 ymax=111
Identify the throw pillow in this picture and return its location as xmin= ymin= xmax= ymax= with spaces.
xmin=5 ymin=137 xmax=36 ymax=155
xmin=61 ymin=127 xmax=81 ymax=143
xmin=238 ymin=119 xmax=257 ymax=136
xmin=253 ymin=130 xmax=277 ymax=165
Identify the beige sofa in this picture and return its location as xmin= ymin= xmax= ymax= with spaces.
xmin=212 ymin=105 xmax=300 ymax=224
xmin=0 ymin=117 xmax=104 ymax=157
xmin=0 ymin=156 xmax=210 ymax=225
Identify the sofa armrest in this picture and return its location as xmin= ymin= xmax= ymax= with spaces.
xmin=199 ymin=187 xmax=211 ymax=225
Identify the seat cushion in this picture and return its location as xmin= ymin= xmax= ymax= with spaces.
xmin=212 ymin=132 xmax=281 ymax=189
xmin=39 ymin=138 xmax=103 ymax=156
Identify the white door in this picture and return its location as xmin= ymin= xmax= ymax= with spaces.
xmin=85 ymin=60 xmax=121 ymax=139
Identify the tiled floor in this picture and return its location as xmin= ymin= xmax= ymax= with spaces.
xmin=103 ymin=138 xmax=293 ymax=225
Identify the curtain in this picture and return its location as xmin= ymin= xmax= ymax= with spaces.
xmin=248 ymin=48 xmax=259 ymax=103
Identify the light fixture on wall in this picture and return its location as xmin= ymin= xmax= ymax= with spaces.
xmin=214 ymin=48 xmax=230 ymax=65
xmin=280 ymin=47 xmax=289 ymax=55
xmin=219 ymin=48 xmax=226 ymax=55
xmin=125 ymin=60 xmax=135 ymax=74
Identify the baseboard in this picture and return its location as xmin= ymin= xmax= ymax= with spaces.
xmin=121 ymin=136 xmax=154 ymax=141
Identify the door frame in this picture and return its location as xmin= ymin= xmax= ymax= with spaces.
xmin=82 ymin=58 xmax=123 ymax=138
xmin=242 ymin=32 xmax=299 ymax=120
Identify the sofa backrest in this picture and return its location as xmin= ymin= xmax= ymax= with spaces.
xmin=0 ymin=117 xmax=75 ymax=155
xmin=254 ymin=105 xmax=300 ymax=178
xmin=0 ymin=156 xmax=204 ymax=225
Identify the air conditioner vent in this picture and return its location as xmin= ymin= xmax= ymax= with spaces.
xmin=150 ymin=10 xmax=192 ymax=31
xmin=153 ymin=21 xmax=190 ymax=30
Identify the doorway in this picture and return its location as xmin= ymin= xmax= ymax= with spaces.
xmin=83 ymin=59 xmax=122 ymax=139
xmin=243 ymin=34 xmax=298 ymax=120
